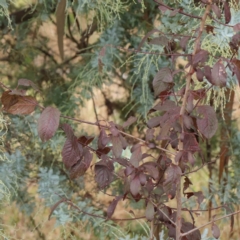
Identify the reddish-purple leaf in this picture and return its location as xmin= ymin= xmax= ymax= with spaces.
xmin=212 ymin=4 xmax=221 ymax=19
xmin=8 ymin=89 xmax=26 ymax=96
xmin=183 ymin=115 xmax=193 ymax=129
xmin=175 ymin=151 xmax=183 ymax=163
xmin=122 ymin=116 xmax=137 ymax=128
xmin=181 ymin=222 xmax=201 ymax=240
xmin=96 ymin=147 xmax=111 ymax=158
xmin=130 ymin=145 xmax=142 ymax=167
xmin=139 ymin=172 xmax=147 ymax=185
xmin=164 ymin=164 xmax=182 ymax=186
xmin=130 ymin=175 xmax=141 ymax=196
xmin=78 ymin=136 xmax=94 ymax=146
xmin=188 ymin=151 xmax=196 ymax=166
xmin=37 ymin=106 xmax=60 ymax=142
xmin=196 ymin=68 xmax=204 ymax=82
xmin=158 ymin=5 xmax=168 ymax=14
xmin=194 ymin=191 xmax=204 ymax=205
xmin=183 ymin=176 xmax=192 ymax=192
xmin=119 ymin=134 xmax=128 ymax=149
xmin=1 ymin=91 xmax=38 ymax=115
xmin=18 ymin=78 xmax=39 ymax=91
xmin=98 ymin=129 xmax=110 ymax=149
xmin=192 ymin=49 xmax=209 ymax=66
xmin=212 ymin=223 xmax=220 ymax=239
xmin=224 ymin=1 xmax=231 ymax=24
xmin=137 ymin=29 xmax=159 ymax=50
xmin=183 ymin=132 xmax=200 ymax=152
xmin=111 ymin=135 xmax=122 ymax=158
xmin=153 ymin=100 xmax=176 ymax=112
xmin=232 ymin=58 xmax=240 ymax=84
xmin=145 ymin=201 xmax=155 ymax=221
xmin=196 ymin=105 xmax=218 ymax=139
xmin=61 ymin=123 xmax=75 ymax=139
xmin=125 ymin=166 xmax=135 ymax=176
xmin=233 ymin=23 xmax=240 ymax=32
xmin=109 ymin=122 xmax=119 ymax=137
xmin=147 ymin=116 xmax=161 ymax=128
xmin=170 ymin=131 xmax=178 ymax=149
xmin=141 ymin=162 xmax=159 ymax=180
xmin=231 ymin=33 xmax=240 ymax=49
xmin=99 ymin=46 xmax=106 ymax=57
xmin=95 ymin=159 xmax=114 ymax=188
xmin=107 ymin=195 xmax=122 ymax=219
xmin=211 ymin=60 xmax=227 ymax=87
xmin=180 ymin=36 xmax=190 ymax=52
xmin=62 ymin=138 xmax=82 ymax=169
xmin=153 ymin=68 xmax=173 ymax=97
xmin=170 ymin=9 xmax=179 ymax=17
xmin=69 ymin=148 xmax=93 ymax=179
xmin=149 ymin=36 xmax=169 ymax=47
xmin=146 ymin=128 xmax=155 ymax=141
xmin=204 ymin=65 xmax=212 ymax=82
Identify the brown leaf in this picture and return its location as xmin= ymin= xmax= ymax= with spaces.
xmin=78 ymin=136 xmax=94 ymax=146
xmin=183 ymin=176 xmax=192 ymax=192
xmin=56 ymin=0 xmax=66 ymax=60
xmin=111 ymin=135 xmax=122 ymax=158
xmin=1 ymin=91 xmax=37 ymax=115
xmin=37 ymin=106 xmax=61 ymax=142
xmin=196 ymin=68 xmax=204 ymax=82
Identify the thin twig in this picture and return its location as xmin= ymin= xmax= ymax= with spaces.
xmin=181 ymin=210 xmax=240 ymax=237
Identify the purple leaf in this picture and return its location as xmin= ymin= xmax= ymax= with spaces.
xmin=153 ymin=68 xmax=173 ymax=97
xmin=98 ymin=129 xmax=110 ymax=149
xmin=194 ymin=191 xmax=204 ymax=205
xmin=204 ymin=65 xmax=212 ymax=82
xmin=18 ymin=78 xmax=40 ymax=91
xmin=196 ymin=68 xmax=204 ymax=82
xmin=130 ymin=145 xmax=142 ymax=167
xmin=146 ymin=128 xmax=155 ymax=141
xmin=212 ymin=4 xmax=221 ymax=19
xmin=145 ymin=201 xmax=155 ymax=221
xmin=107 ymin=195 xmax=122 ymax=219
xmin=69 ymin=148 xmax=93 ymax=179
xmin=130 ymin=175 xmax=141 ymax=196
xmin=224 ymin=1 xmax=231 ymax=24
xmin=78 ymin=136 xmax=94 ymax=146
xmin=183 ymin=115 xmax=194 ymax=129
xmin=95 ymin=159 xmax=114 ymax=188
xmin=232 ymin=58 xmax=240 ymax=84
xmin=212 ymin=223 xmax=220 ymax=239
xmin=211 ymin=60 xmax=227 ymax=87
xmin=139 ymin=173 xmax=147 ymax=185
xmin=233 ymin=23 xmax=240 ymax=32
xmin=122 ymin=116 xmax=137 ymax=128
xmin=141 ymin=162 xmax=159 ymax=180
xmin=62 ymin=138 xmax=82 ymax=169
xmin=37 ymin=106 xmax=60 ymax=142
xmin=181 ymin=222 xmax=201 ymax=240
xmin=196 ymin=105 xmax=218 ymax=139
xmin=180 ymin=36 xmax=190 ymax=52
xmin=192 ymin=49 xmax=209 ymax=66
xmin=183 ymin=176 xmax=192 ymax=192
xmin=111 ymin=136 xmax=122 ymax=158
xmin=147 ymin=116 xmax=161 ymax=128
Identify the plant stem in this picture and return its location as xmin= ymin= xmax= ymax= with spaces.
xmin=176 ymin=2 xmax=212 ymax=239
